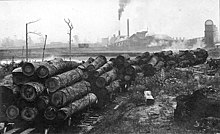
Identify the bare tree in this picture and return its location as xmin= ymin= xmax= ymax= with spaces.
xmin=64 ymin=18 xmax=73 ymax=61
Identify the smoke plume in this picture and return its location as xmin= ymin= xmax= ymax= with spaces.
xmin=118 ymin=0 xmax=130 ymax=20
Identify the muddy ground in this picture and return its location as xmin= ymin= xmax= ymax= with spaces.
xmin=88 ymin=68 xmax=220 ymax=134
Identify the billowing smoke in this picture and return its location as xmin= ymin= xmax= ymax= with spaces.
xmin=118 ymin=0 xmax=130 ymax=20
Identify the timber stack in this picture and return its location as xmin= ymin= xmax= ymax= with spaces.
xmin=0 ymin=48 xmax=209 ymax=129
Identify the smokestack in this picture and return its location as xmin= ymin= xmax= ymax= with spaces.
xmin=118 ymin=30 xmax=121 ymax=36
xmin=127 ymin=19 xmax=129 ymax=37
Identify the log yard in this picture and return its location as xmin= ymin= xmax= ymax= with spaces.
xmin=0 ymin=0 xmax=220 ymax=134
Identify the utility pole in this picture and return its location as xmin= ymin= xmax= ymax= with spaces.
xmin=25 ymin=19 xmax=40 ymax=62
xmin=64 ymin=18 xmax=73 ymax=61
xmin=42 ymin=35 xmax=47 ymax=62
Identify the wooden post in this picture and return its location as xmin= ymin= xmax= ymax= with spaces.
xmin=26 ymin=23 xmax=28 ymax=62
xmin=42 ymin=35 xmax=47 ymax=62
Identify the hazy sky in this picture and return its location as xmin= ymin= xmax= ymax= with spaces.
xmin=0 ymin=0 xmax=218 ymax=43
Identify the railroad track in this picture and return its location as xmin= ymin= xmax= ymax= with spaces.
xmin=0 ymin=109 xmax=103 ymax=134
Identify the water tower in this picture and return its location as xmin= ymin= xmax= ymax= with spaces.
xmin=204 ymin=20 xmax=218 ymax=47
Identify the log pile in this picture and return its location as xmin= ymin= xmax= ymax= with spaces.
xmin=0 ymin=48 xmax=209 ymax=128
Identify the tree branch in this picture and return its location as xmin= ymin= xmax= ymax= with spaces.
xmin=28 ymin=32 xmax=42 ymax=36
xmin=27 ymin=19 xmax=41 ymax=25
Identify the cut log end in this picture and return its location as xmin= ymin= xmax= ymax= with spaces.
xmin=93 ymin=71 xmax=100 ymax=77
xmin=87 ymin=65 xmax=95 ymax=72
xmin=51 ymin=92 xmax=65 ymax=108
xmin=37 ymin=96 xmax=49 ymax=111
xmin=21 ymin=85 xmax=37 ymax=101
xmin=6 ymin=105 xmax=19 ymax=120
xmin=44 ymin=106 xmax=57 ymax=120
xmin=21 ymin=107 xmax=38 ymax=121
xmin=96 ymin=77 xmax=106 ymax=88
xmin=45 ymin=77 xmax=60 ymax=93
xmin=124 ymin=75 xmax=132 ymax=81
xmin=57 ymin=109 xmax=68 ymax=120
xmin=22 ymin=63 xmax=35 ymax=76
xmin=37 ymin=66 xmax=49 ymax=78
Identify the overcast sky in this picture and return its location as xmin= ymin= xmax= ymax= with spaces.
xmin=0 ymin=0 xmax=218 ymax=43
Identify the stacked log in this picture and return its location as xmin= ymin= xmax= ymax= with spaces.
xmin=45 ymin=68 xmax=83 ymax=92
xmin=78 ymin=57 xmax=94 ymax=70
xmin=36 ymin=60 xmax=80 ymax=78
xmin=93 ymin=61 xmax=114 ymax=77
xmin=0 ymin=48 xmax=209 ymax=129
xmin=95 ymin=68 xmax=118 ymax=88
xmin=57 ymin=93 xmax=97 ymax=120
xmin=51 ymin=81 xmax=91 ymax=108
xmin=20 ymin=82 xmax=45 ymax=101
xmin=87 ymin=55 xmax=107 ymax=71
xmin=22 ymin=62 xmax=41 ymax=76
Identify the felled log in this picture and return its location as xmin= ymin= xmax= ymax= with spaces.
xmin=77 ymin=57 xmax=94 ymax=70
xmin=45 ymin=68 xmax=83 ymax=92
xmin=140 ymin=51 xmax=151 ymax=59
xmin=37 ymin=96 xmax=50 ymax=111
xmin=36 ymin=60 xmax=80 ymax=78
xmin=93 ymin=61 xmax=114 ymax=77
xmin=154 ymin=61 xmax=165 ymax=71
xmin=22 ymin=62 xmax=41 ymax=76
xmin=21 ymin=107 xmax=38 ymax=121
xmin=105 ymin=80 xmax=121 ymax=93
xmin=87 ymin=55 xmax=107 ymax=71
xmin=141 ymin=64 xmax=156 ymax=77
xmin=12 ymin=67 xmax=37 ymax=85
xmin=125 ymin=65 xmax=142 ymax=75
xmin=96 ymin=68 xmax=118 ymax=88
xmin=0 ymin=85 xmax=18 ymax=122
xmin=6 ymin=105 xmax=19 ymax=120
xmin=57 ymin=93 xmax=97 ymax=120
xmin=115 ymin=54 xmax=130 ymax=68
xmin=20 ymin=82 xmax=45 ymax=101
xmin=44 ymin=106 xmax=57 ymax=120
xmin=148 ymin=55 xmax=159 ymax=67
xmin=127 ymin=56 xmax=142 ymax=65
xmin=51 ymin=80 xmax=91 ymax=108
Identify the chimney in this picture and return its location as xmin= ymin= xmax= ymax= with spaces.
xmin=118 ymin=30 xmax=121 ymax=36
xmin=127 ymin=19 xmax=129 ymax=37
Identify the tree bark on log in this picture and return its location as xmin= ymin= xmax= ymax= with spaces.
xmin=96 ymin=68 xmax=118 ymax=88
xmin=44 ymin=106 xmax=57 ymax=120
xmin=36 ymin=60 xmax=80 ymax=78
xmin=20 ymin=82 xmax=45 ymax=101
xmin=77 ymin=57 xmax=94 ymax=70
xmin=57 ymin=93 xmax=97 ymax=120
xmin=51 ymin=80 xmax=91 ymax=108
xmin=87 ymin=55 xmax=107 ymax=71
xmin=93 ymin=61 xmax=114 ymax=77
xmin=37 ymin=96 xmax=50 ymax=111
xmin=45 ymin=68 xmax=83 ymax=92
